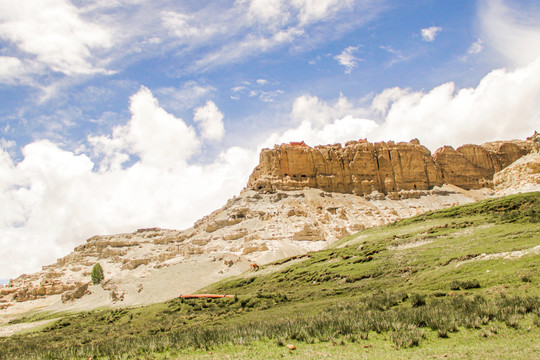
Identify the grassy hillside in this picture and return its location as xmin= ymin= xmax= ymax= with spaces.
xmin=1 ymin=192 xmax=539 ymax=359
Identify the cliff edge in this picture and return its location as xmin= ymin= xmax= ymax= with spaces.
xmin=247 ymin=138 xmax=533 ymax=195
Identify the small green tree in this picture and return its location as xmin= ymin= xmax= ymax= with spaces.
xmin=91 ymin=263 xmax=104 ymax=285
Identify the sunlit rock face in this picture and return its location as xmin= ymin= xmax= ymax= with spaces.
xmin=247 ymin=139 xmax=532 ymax=195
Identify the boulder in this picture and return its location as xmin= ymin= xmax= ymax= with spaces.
xmin=61 ymin=283 xmax=90 ymax=303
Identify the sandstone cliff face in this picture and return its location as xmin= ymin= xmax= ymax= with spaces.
xmin=433 ymin=141 xmax=531 ymax=189
xmin=247 ymin=139 xmax=532 ymax=194
xmin=494 ymin=151 xmax=540 ymax=195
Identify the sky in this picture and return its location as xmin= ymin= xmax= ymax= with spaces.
xmin=1 ymin=0 xmax=540 ymax=281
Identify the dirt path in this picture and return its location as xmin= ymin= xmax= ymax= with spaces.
xmin=456 ymin=245 xmax=540 ymax=267
xmin=0 ymin=318 xmax=57 ymax=337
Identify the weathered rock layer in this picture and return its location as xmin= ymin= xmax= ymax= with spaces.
xmin=247 ymin=139 xmax=533 ymax=195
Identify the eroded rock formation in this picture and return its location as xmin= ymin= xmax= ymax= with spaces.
xmin=1 ymin=135 xmax=537 ymax=315
xmin=247 ymin=139 xmax=533 ymax=194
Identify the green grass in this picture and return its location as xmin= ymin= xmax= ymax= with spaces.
xmin=1 ymin=192 xmax=539 ymax=359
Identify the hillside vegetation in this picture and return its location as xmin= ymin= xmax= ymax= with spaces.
xmin=1 ymin=192 xmax=539 ymax=359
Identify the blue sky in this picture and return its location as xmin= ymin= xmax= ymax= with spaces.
xmin=1 ymin=0 xmax=539 ymax=280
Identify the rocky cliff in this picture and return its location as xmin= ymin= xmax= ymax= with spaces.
xmin=0 ymin=136 xmax=537 ymax=317
xmin=247 ymin=139 xmax=533 ymax=195
xmin=2 ymin=185 xmax=487 ymax=314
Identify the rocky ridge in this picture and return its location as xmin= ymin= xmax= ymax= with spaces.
xmin=0 ymin=136 xmax=537 ymax=317
xmin=494 ymin=152 xmax=540 ymax=195
xmin=247 ymin=139 xmax=532 ymax=194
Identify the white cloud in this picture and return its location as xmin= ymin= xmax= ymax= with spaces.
xmin=334 ymin=45 xmax=360 ymax=73
xmin=0 ymin=56 xmax=26 ymax=83
xmin=90 ymin=86 xmax=200 ymax=169
xmin=467 ymin=39 xmax=484 ymax=55
xmin=290 ymin=93 xmax=366 ymax=126
xmin=293 ymin=0 xmax=354 ymax=25
xmin=421 ymin=26 xmax=442 ymax=42
xmin=231 ymin=86 xmax=247 ymax=93
xmin=230 ymin=81 xmax=282 ymax=102
xmin=193 ymin=101 xmax=225 ymax=141
xmin=0 ymin=87 xmax=257 ymax=279
xmin=386 ymin=57 xmax=539 ymax=146
xmin=155 ymin=82 xmax=215 ymax=112
xmin=259 ymin=90 xmax=284 ymax=102
xmin=379 ymin=45 xmax=409 ymax=66
xmin=264 ymin=116 xmax=378 ymax=148
xmin=371 ymin=87 xmax=411 ymax=115
xmin=0 ymin=0 xmax=385 ymax=90
xmin=248 ymin=89 xmax=284 ymax=102
xmin=0 ymin=0 xmax=112 ymax=76
xmin=480 ymin=0 xmax=540 ymax=67
xmin=193 ymin=27 xmax=306 ymax=71
xmin=183 ymin=0 xmax=382 ymax=72
xmin=162 ymin=11 xmax=218 ymax=40
xmin=268 ymin=55 xmax=540 ymax=151
xmin=127 ymin=87 xmax=201 ymax=166
xmin=242 ymin=0 xmax=354 ymax=26
xmin=243 ymin=0 xmax=289 ymax=24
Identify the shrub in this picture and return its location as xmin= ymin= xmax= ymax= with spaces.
xmin=449 ymin=280 xmax=461 ymax=290
xmin=390 ymin=326 xmax=425 ymax=348
xmin=449 ymin=279 xmax=480 ymax=290
xmin=410 ymin=293 xmax=426 ymax=307
xmin=505 ymin=315 xmax=520 ymax=329
xmin=91 ymin=263 xmax=104 ymax=285
xmin=461 ymin=279 xmax=481 ymax=289
xmin=437 ymin=329 xmax=448 ymax=338
xmin=365 ymin=291 xmax=405 ymax=311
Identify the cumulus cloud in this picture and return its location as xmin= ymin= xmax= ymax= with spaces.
xmin=334 ymin=46 xmax=360 ymax=73
xmin=0 ymin=87 xmax=256 ymax=279
xmin=90 ymin=86 xmax=200 ymax=169
xmin=375 ymin=59 xmax=540 ymax=148
xmin=267 ymin=55 xmax=540 ymax=151
xmin=0 ymin=0 xmax=112 ymax=76
xmin=421 ymin=26 xmax=442 ymax=42
xmin=193 ymin=101 xmax=225 ymax=141
xmin=128 ymin=87 xmax=201 ymax=165
xmin=290 ymin=93 xmax=366 ymax=127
